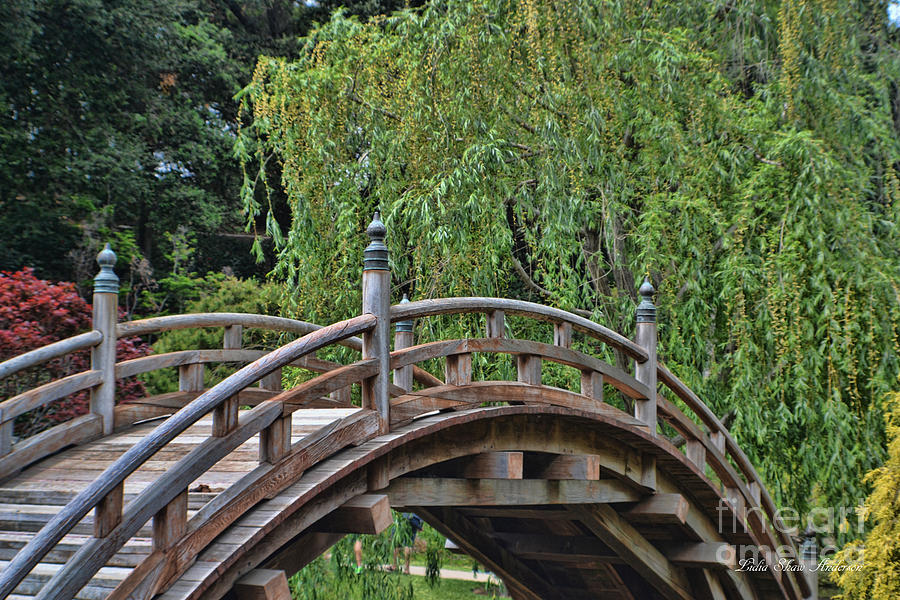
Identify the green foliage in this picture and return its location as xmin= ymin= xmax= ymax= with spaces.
xmin=141 ymin=274 xmax=280 ymax=394
xmin=832 ymin=391 xmax=900 ymax=598
xmin=238 ymin=0 xmax=900 ymax=522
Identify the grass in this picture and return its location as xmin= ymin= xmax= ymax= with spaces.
xmin=407 ymin=574 xmax=510 ymax=600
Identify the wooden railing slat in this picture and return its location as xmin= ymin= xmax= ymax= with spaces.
xmin=0 ymin=370 xmax=102 ymax=422
xmin=0 ymin=331 xmax=103 ymax=380
xmin=391 ymin=298 xmax=648 ymax=362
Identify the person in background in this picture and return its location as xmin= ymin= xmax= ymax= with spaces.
xmin=352 ymin=535 xmax=363 ymax=574
xmin=391 ymin=512 xmax=423 ymax=574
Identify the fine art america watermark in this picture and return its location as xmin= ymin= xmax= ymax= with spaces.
xmin=714 ymin=499 xmax=866 ymax=573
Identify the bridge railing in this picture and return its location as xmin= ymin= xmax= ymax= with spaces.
xmin=0 ymin=214 xmax=806 ymax=600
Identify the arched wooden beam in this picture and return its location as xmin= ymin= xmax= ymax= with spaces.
xmin=150 ymin=405 xmax=770 ymax=600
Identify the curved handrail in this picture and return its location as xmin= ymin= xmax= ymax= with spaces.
xmin=389 ymin=297 xmax=649 ymax=362
xmin=0 ymin=314 xmax=376 ymax=599
xmin=0 ymin=330 xmax=102 ymax=381
xmin=116 ymin=313 xmax=364 ymax=351
xmin=657 ymin=363 xmax=809 ymax=598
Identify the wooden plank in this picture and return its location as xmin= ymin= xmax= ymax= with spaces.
xmin=259 ymin=416 xmax=291 ymax=464
xmin=580 ymin=371 xmax=603 ymax=402
xmin=153 ymin=490 xmax=188 ymax=551
xmin=178 ymin=363 xmax=204 ymax=393
xmin=685 ymin=439 xmax=706 ymax=470
xmin=0 ymin=330 xmax=102 ymax=380
xmin=661 ymin=543 xmax=736 ymax=570
xmin=259 ymin=368 xmax=282 ymax=393
xmin=233 ymin=569 xmax=292 ymax=600
xmin=0 ymin=370 xmax=102 ymax=420
xmin=0 ymin=414 xmax=103 ymax=480
xmin=279 ymin=360 xmax=378 ymax=413
xmin=223 ymin=325 xmax=243 ymax=350
xmin=312 ymin=494 xmax=392 ymax=535
xmin=264 ymin=532 xmax=343 ymax=576
xmin=494 ymin=533 xmax=617 ymax=562
xmin=0 ymin=416 xmax=11 ymax=457
xmin=389 ymin=338 xmax=649 ymax=399
xmin=416 ymin=506 xmax=553 ymax=600
xmin=571 ymin=503 xmax=694 ymax=600
xmin=445 ymin=353 xmax=472 ymax=386
xmin=486 ymin=310 xmax=505 ymax=339
xmin=94 ymin=482 xmax=123 ymax=538
xmin=529 ymin=454 xmax=600 ymax=480
xmin=390 ymin=297 xmax=649 ymax=362
xmin=621 ymin=494 xmax=689 ymax=526
xmin=461 ymin=452 xmax=523 ymax=479
xmin=385 ymin=477 xmax=641 ymax=506
xmin=516 ymin=354 xmax=541 ymax=386
xmin=212 ymin=396 xmax=239 ymax=437
xmin=554 ymin=321 xmax=572 ymax=349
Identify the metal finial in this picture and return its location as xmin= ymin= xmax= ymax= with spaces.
xmin=363 ymin=211 xmax=389 ymax=271
xmin=93 ymin=243 xmax=119 ymax=294
xmin=636 ymin=277 xmax=656 ymax=323
xmin=396 ymin=293 xmax=414 ymax=332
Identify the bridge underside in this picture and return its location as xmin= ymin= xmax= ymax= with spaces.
xmin=1 ymin=402 xmax=789 ymax=600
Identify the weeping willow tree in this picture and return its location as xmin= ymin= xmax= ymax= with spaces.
xmin=236 ymin=0 xmax=900 ymax=522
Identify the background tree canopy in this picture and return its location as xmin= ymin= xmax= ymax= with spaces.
xmin=238 ymin=0 xmax=900 ymax=520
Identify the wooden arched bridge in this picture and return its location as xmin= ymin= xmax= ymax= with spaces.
xmin=0 ymin=216 xmax=815 ymax=600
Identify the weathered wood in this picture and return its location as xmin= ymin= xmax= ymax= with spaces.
xmin=460 ymin=452 xmax=523 ymax=479
xmin=621 ymin=494 xmax=689 ymax=526
xmin=312 ymin=494 xmax=392 ymax=534
xmin=685 ymin=439 xmax=706 ymax=470
xmin=361 ymin=220 xmax=391 ymax=435
xmin=179 ymin=363 xmax=204 ymax=393
xmin=259 ymin=416 xmax=291 ymax=464
xmin=154 ymin=490 xmax=188 ymax=551
xmin=279 ymin=360 xmax=378 ymax=413
xmin=390 ymin=297 xmax=649 ymax=362
xmin=158 ymin=410 xmax=378 ymax=592
xmin=389 ymin=338 xmax=649 ymax=399
xmin=233 ymin=569 xmax=291 ymax=600
xmin=385 ymin=477 xmax=641 ymax=506
xmin=554 ymin=321 xmax=572 ymax=348
xmin=0 ymin=415 xmax=11 ymax=457
xmin=0 ymin=330 xmax=102 ymax=380
xmin=94 ymin=482 xmax=123 ymax=538
xmin=117 ymin=313 xmax=359 ymax=351
xmin=90 ymin=285 xmax=118 ymax=436
xmin=445 ymin=353 xmax=472 ymax=386
xmin=213 ymin=396 xmax=239 ymax=437
xmin=387 ymin=382 xmax=648 ymax=431
xmin=262 ymin=532 xmax=343 ymax=577
xmin=416 ymin=506 xmax=553 ymax=600
xmin=486 ymin=310 xmax=505 ymax=339
xmin=572 ymin=503 xmax=694 ymax=600
xmin=116 ymin=350 xmax=345 ymax=380
xmin=710 ymin=431 xmax=725 ymax=453
xmin=661 ymin=543 xmax=736 ymax=570
xmin=634 ymin=310 xmax=657 ymax=432
xmin=0 ymin=370 xmax=102 ymax=421
xmin=393 ymin=326 xmax=414 ymax=393
xmin=259 ymin=368 xmax=282 ymax=393
xmin=223 ymin=325 xmax=243 ymax=350
xmin=530 ymin=454 xmax=600 ymax=480
xmin=106 ymin=549 xmax=168 ymax=600
xmin=494 ymin=532 xmax=617 ymax=562
xmin=0 ymin=414 xmax=103 ymax=480
xmin=516 ymin=354 xmax=541 ymax=386
xmin=580 ymin=370 xmax=603 ymax=402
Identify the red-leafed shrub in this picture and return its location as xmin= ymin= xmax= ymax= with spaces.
xmin=0 ymin=268 xmax=150 ymax=437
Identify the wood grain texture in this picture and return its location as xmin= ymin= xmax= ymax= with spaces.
xmin=389 ymin=338 xmax=649 ymax=399
xmin=0 ymin=330 xmax=102 ymax=380
xmin=390 ymin=297 xmax=649 ymax=362
xmin=1 ymin=370 xmax=102 ymax=421
xmin=385 ymin=477 xmax=642 ymax=506
xmin=0 ymin=414 xmax=103 ymax=480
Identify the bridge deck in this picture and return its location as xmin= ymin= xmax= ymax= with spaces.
xmin=0 ymin=409 xmax=362 ymax=600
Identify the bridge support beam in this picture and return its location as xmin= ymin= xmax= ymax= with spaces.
xmin=234 ymin=569 xmax=292 ymax=600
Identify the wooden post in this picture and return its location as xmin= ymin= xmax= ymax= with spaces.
xmin=234 ymin=569 xmax=292 ymax=600
xmin=91 ymin=244 xmax=119 ymax=436
xmin=362 ymin=212 xmax=391 ymax=433
xmin=634 ymin=278 xmax=657 ymax=433
xmin=153 ymin=489 xmax=188 ymax=551
xmin=393 ymin=294 xmax=414 ymax=393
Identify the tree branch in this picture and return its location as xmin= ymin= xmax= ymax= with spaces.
xmin=510 ymin=254 xmax=593 ymax=318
